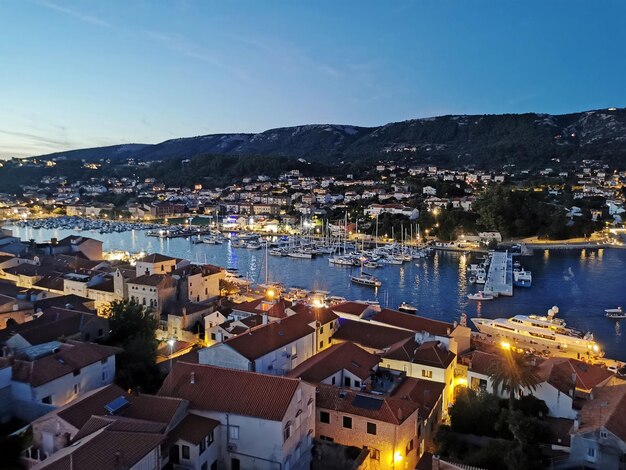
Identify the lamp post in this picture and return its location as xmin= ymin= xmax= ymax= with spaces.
xmin=168 ymin=338 xmax=175 ymax=372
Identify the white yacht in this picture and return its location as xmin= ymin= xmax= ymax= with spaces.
xmin=472 ymin=306 xmax=602 ymax=357
xmin=350 ymin=272 xmax=382 ymax=288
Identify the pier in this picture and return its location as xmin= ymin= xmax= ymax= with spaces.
xmin=483 ymin=251 xmax=513 ymax=297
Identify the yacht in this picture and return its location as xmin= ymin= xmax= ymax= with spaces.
xmin=605 ymin=307 xmax=626 ymax=319
xmin=467 ymin=291 xmax=494 ymax=301
xmin=398 ymin=302 xmax=418 ymax=314
xmin=472 ymin=307 xmax=603 ymax=357
xmin=350 ymin=272 xmax=382 ymax=288
xmin=287 ymin=250 xmax=313 ymax=259
xmin=513 ymin=269 xmax=532 ymax=287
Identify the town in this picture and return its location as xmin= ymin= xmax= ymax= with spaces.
xmin=0 ymin=227 xmax=623 ymax=469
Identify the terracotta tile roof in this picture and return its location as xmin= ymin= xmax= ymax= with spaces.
xmin=136 ymin=253 xmax=177 ymax=264
xmin=35 ymin=426 xmax=165 ymax=470
xmin=384 ymin=339 xmax=456 ymax=368
xmin=12 ymin=341 xmax=121 ymax=387
xmin=290 ymin=304 xmax=338 ymax=325
xmin=288 ymin=342 xmax=380 ymax=382
xmin=167 ymin=413 xmax=220 ymax=445
xmin=537 ymin=358 xmax=613 ymax=394
xmin=333 ymin=319 xmax=413 ymax=351
xmin=221 ymin=312 xmax=315 ymax=360
xmin=32 ymin=275 xmax=65 ymax=291
xmin=34 ymin=295 xmax=95 ymax=313
xmin=56 ymin=384 xmax=129 ymax=429
xmin=58 ymin=235 xmax=101 ymax=247
xmin=391 ymin=377 xmax=445 ymax=418
xmin=461 ymin=350 xmax=501 ymax=376
xmin=88 ymin=279 xmax=114 ymax=293
xmin=372 ymin=309 xmax=454 ymax=337
xmin=575 ymin=378 xmax=626 ymax=441
xmin=72 ymin=415 xmax=166 ymax=442
xmin=128 ymin=273 xmax=172 ymax=287
xmin=0 ymin=308 xmax=103 ymax=346
xmin=331 ymin=301 xmax=371 ymax=317
xmin=316 ymin=383 xmax=419 ymax=425
xmin=158 ymin=362 xmax=300 ymax=421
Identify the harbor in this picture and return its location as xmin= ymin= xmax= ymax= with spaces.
xmin=4 ymin=223 xmax=626 ymax=360
xmin=483 ymin=251 xmax=514 ymax=297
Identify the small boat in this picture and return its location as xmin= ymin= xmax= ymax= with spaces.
xmin=467 ymin=291 xmax=494 ymax=301
xmin=269 ymin=248 xmax=285 ymax=256
xmin=606 ymin=307 xmax=626 ymax=319
xmin=364 ymin=261 xmax=380 ymax=269
xmin=287 ymin=250 xmax=313 ymax=259
xmin=398 ymin=302 xmax=418 ymax=314
xmin=350 ymin=272 xmax=382 ymax=288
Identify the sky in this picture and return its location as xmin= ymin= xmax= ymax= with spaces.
xmin=0 ymin=0 xmax=625 ymax=158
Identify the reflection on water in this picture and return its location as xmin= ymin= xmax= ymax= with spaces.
xmin=5 ymin=224 xmax=626 ymax=359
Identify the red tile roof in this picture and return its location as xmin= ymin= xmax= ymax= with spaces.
xmin=288 ymin=341 xmax=380 ymax=382
xmin=384 ymin=340 xmax=456 ymax=368
xmin=391 ymin=377 xmax=445 ymax=418
xmin=316 ymin=383 xmax=419 ymax=425
xmin=461 ymin=350 xmax=501 ymax=376
xmin=158 ymin=362 xmax=300 ymax=421
xmin=372 ymin=309 xmax=454 ymax=337
xmin=290 ymin=304 xmax=338 ymax=325
xmin=221 ymin=312 xmax=315 ymax=360
xmin=575 ymin=379 xmax=626 ymax=441
xmin=128 ymin=273 xmax=172 ymax=287
xmin=333 ymin=319 xmax=413 ymax=351
xmin=167 ymin=413 xmax=220 ymax=445
xmin=331 ymin=301 xmax=371 ymax=317
xmin=136 ymin=253 xmax=177 ymax=264
xmin=537 ymin=358 xmax=613 ymax=394
xmin=12 ymin=341 xmax=121 ymax=387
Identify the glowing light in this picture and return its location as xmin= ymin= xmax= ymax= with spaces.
xmin=267 ymin=288 xmax=275 ymax=299
xmin=455 ymin=377 xmax=468 ymax=387
xmin=167 ymin=338 xmax=175 ymax=348
xmin=500 ymin=341 xmax=511 ymax=350
xmin=593 ymin=344 xmax=599 ymax=352
xmin=394 ymin=451 xmax=403 ymax=463
xmin=312 ymin=298 xmax=324 ymax=308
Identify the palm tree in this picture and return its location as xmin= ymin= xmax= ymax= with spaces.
xmin=488 ymin=350 xmax=541 ymax=408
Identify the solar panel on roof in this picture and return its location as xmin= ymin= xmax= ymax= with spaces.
xmin=352 ymin=394 xmax=384 ymax=410
xmin=105 ymin=396 xmax=130 ymax=415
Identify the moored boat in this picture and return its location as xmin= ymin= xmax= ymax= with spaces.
xmin=606 ymin=307 xmax=626 ymax=319
xmin=350 ymin=272 xmax=382 ymax=288
xmin=398 ymin=302 xmax=418 ymax=314
xmin=467 ymin=291 xmax=494 ymax=301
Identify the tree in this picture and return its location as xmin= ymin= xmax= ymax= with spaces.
xmin=488 ymin=351 xmax=541 ymax=409
xmin=104 ymin=299 xmax=162 ymax=393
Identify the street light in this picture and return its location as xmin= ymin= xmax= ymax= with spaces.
xmin=168 ymin=338 xmax=175 ymax=371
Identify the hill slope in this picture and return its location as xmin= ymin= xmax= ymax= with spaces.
xmin=32 ymin=108 xmax=626 ymax=169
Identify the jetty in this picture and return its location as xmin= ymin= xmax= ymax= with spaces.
xmin=483 ymin=251 xmax=513 ymax=297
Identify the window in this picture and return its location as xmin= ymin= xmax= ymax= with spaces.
xmin=342 ymin=416 xmax=352 ymax=429
xmin=210 ymin=461 xmax=217 ymax=470
xmin=73 ymin=384 xmax=79 ymax=394
xmin=344 ymin=377 xmax=351 ymax=387
xmin=320 ymin=411 xmax=330 ymax=424
xmin=201 ymin=463 xmax=207 ymax=470
xmin=100 ymin=357 xmax=108 ymax=364
xmin=319 ymin=341 xmax=323 ymax=349
xmin=406 ymin=438 xmax=414 ymax=456
xmin=369 ymin=448 xmax=380 ymax=461
xmin=328 ymin=338 xmax=331 ymax=345
xmin=102 ymin=371 xmax=108 ymax=382
xmin=355 ymin=380 xmax=361 ymax=388
xmin=207 ymin=430 xmax=214 ymax=446
xmin=308 ymin=399 xmax=313 ymax=417
xmin=422 ymin=370 xmax=433 ymax=379
xmin=296 ymin=388 xmax=302 ymax=403
xmin=181 ymin=445 xmax=190 ymax=460
xmin=367 ymin=422 xmax=377 ymax=435
xmin=320 ymin=326 xmax=324 ymax=333
xmin=229 ymin=425 xmax=239 ymax=440
xmin=211 ymin=333 xmax=216 ymax=341
xmin=600 ymin=430 xmax=608 ymax=439
xmin=319 ymin=435 xmax=334 ymax=442
xmin=199 ymin=438 xmax=206 ymax=454
xmin=295 ymin=410 xmax=302 ymax=429
xmin=42 ymin=396 xmax=52 ymax=404
xmin=73 ymin=369 xmax=80 ymax=376
xmin=284 ymin=422 xmax=292 ymax=441
xmin=331 ymin=376 xmax=336 ymax=385
xmin=98 ymin=328 xmax=104 ymax=337
xmin=586 ymin=447 xmax=596 ymax=461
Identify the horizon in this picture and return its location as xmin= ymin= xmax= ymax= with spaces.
xmin=1 ymin=0 xmax=625 ymax=159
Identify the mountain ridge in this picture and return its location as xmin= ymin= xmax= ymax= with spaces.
xmin=28 ymin=107 xmax=626 ymax=169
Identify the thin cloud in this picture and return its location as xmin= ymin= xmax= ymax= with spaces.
xmin=0 ymin=129 xmax=72 ymax=148
xmin=36 ymin=0 xmax=110 ymax=27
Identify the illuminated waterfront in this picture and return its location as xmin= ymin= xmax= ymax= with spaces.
xmin=6 ymin=224 xmax=626 ymax=360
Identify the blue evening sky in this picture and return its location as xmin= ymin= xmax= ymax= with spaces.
xmin=0 ymin=0 xmax=624 ymax=158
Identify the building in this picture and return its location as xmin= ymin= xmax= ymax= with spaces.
xmin=159 ymin=362 xmax=316 ymax=470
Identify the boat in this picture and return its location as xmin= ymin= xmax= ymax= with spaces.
xmin=513 ymin=269 xmax=532 ymax=287
xmin=329 ymin=256 xmax=357 ymax=266
xmin=467 ymin=291 xmax=494 ymax=301
xmin=244 ymin=241 xmax=262 ymax=250
xmin=269 ymin=248 xmax=285 ymax=256
xmin=605 ymin=307 xmax=626 ymax=319
xmin=350 ymin=272 xmax=382 ymax=288
xmin=398 ymin=302 xmax=418 ymax=314
xmin=472 ymin=306 xmax=603 ymax=357
xmin=287 ymin=250 xmax=313 ymax=259
xmin=364 ymin=261 xmax=380 ymax=269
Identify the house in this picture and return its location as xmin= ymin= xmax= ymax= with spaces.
xmin=172 ymin=264 xmax=225 ymax=303
xmin=364 ymin=204 xmax=419 ymax=219
xmin=569 ymin=379 xmax=626 ymax=469
xmin=135 ymin=253 xmax=185 ymax=276
xmin=315 ymin=383 xmax=420 ymax=470
xmin=288 ymin=341 xmax=380 ymax=390
xmin=127 ymin=274 xmax=176 ymax=317
xmin=10 ymin=340 xmax=121 ymax=420
xmin=40 ymin=236 xmax=103 ymax=261
xmin=28 ymin=383 xmax=187 ymax=462
xmin=330 ymin=301 xmax=378 ymax=320
xmin=332 ymin=319 xmax=414 ymax=354
xmin=370 ymin=308 xmax=471 ymax=356
xmin=198 ymin=312 xmax=316 ymax=375
xmin=159 ymin=362 xmax=316 ymax=470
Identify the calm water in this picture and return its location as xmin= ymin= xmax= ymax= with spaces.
xmin=6 ymin=225 xmax=626 ymax=360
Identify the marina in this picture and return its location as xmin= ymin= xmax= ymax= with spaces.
xmin=483 ymin=251 xmax=513 ymax=297
xmin=4 ymin=223 xmax=626 ymax=360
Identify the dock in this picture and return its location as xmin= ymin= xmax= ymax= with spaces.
xmin=483 ymin=251 xmax=513 ymax=297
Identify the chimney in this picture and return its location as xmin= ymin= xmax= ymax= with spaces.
xmin=432 ymin=454 xmax=440 ymax=470
xmin=190 ymin=372 xmax=195 ymax=384
xmin=574 ymin=415 xmax=580 ymax=430
xmin=262 ymin=313 xmax=269 ymax=325
xmin=397 ymin=408 xmax=403 ymax=421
